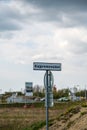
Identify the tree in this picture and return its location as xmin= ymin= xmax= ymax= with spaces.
xmin=33 ymin=85 xmax=45 ymax=97
xmin=53 ymin=88 xmax=69 ymax=99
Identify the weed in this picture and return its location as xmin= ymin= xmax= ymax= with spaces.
xmin=23 ymin=121 xmax=46 ymax=130
xmin=80 ymin=111 xmax=87 ymax=116
xmin=81 ymin=103 xmax=87 ymax=107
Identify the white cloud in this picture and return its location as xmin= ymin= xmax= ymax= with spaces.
xmin=0 ymin=0 xmax=87 ymax=92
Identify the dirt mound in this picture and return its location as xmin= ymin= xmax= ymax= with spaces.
xmin=41 ymin=106 xmax=87 ymax=130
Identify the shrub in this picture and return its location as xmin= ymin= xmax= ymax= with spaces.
xmin=81 ymin=103 xmax=87 ymax=107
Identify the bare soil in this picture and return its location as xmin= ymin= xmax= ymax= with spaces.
xmin=41 ymin=106 xmax=87 ymax=130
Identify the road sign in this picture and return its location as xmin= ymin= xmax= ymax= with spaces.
xmin=33 ymin=62 xmax=62 ymax=130
xmin=45 ymin=92 xmax=54 ymax=107
xmin=33 ymin=62 xmax=61 ymax=71
xmin=44 ymin=71 xmax=54 ymax=91
xmin=25 ymin=82 xmax=33 ymax=96
xmin=44 ymin=71 xmax=54 ymax=108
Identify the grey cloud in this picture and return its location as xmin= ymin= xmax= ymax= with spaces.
xmin=1 ymin=0 xmax=87 ymax=32
xmin=24 ymin=0 xmax=87 ymax=10
xmin=22 ymin=0 xmax=87 ymax=27
xmin=0 ymin=2 xmax=25 ymax=31
xmin=0 ymin=20 xmax=21 ymax=31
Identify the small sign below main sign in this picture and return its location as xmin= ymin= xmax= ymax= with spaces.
xmin=33 ymin=62 xmax=61 ymax=71
xmin=44 ymin=71 xmax=54 ymax=89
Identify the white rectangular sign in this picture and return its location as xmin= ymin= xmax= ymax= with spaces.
xmin=25 ymin=82 xmax=33 ymax=96
xmin=33 ymin=62 xmax=61 ymax=71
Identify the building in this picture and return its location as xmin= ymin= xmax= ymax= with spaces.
xmin=6 ymin=93 xmax=36 ymax=103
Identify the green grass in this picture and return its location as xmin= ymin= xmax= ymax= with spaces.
xmin=23 ymin=121 xmax=46 ymax=130
xmin=23 ymin=119 xmax=54 ymax=130
xmin=81 ymin=102 xmax=87 ymax=107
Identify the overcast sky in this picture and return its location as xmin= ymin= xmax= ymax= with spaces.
xmin=0 ymin=0 xmax=87 ymax=93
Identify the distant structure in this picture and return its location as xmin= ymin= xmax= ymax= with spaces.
xmin=25 ymin=82 xmax=33 ymax=96
xmin=69 ymin=87 xmax=80 ymax=101
xmin=6 ymin=82 xmax=34 ymax=103
xmin=6 ymin=93 xmax=35 ymax=103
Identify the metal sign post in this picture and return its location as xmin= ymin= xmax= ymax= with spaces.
xmin=33 ymin=62 xmax=61 ymax=130
xmin=46 ymin=70 xmax=49 ymax=130
xmin=44 ymin=70 xmax=54 ymax=130
xmin=44 ymin=71 xmax=54 ymax=107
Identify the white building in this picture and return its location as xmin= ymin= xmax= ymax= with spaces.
xmin=69 ymin=89 xmax=81 ymax=101
xmin=6 ymin=93 xmax=35 ymax=103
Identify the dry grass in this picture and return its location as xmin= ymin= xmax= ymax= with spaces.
xmin=0 ymin=101 xmax=86 ymax=130
xmin=0 ymin=105 xmax=64 ymax=130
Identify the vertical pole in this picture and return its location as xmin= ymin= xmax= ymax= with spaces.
xmin=46 ymin=70 xmax=49 ymax=130
xmin=85 ymin=85 xmax=87 ymax=100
